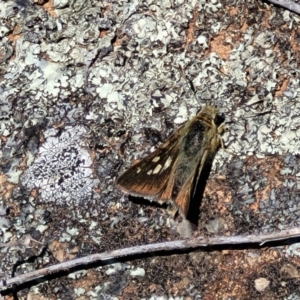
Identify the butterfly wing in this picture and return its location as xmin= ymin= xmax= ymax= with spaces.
xmin=173 ymin=148 xmax=209 ymax=216
xmin=116 ymin=128 xmax=182 ymax=201
xmin=116 ymin=105 xmax=223 ymax=217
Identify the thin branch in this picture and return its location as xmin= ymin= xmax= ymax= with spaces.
xmin=1 ymin=227 xmax=300 ymax=291
xmin=265 ymin=0 xmax=300 ymax=14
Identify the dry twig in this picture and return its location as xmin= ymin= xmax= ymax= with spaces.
xmin=265 ymin=0 xmax=300 ymax=14
xmin=1 ymin=227 xmax=300 ymax=291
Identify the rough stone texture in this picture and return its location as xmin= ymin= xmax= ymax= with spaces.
xmin=1 ymin=0 xmax=300 ymax=299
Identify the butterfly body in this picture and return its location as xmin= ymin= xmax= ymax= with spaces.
xmin=116 ymin=105 xmax=224 ymax=217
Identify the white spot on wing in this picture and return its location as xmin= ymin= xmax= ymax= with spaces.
xmin=136 ymin=168 xmax=141 ymax=173
xmin=153 ymin=164 xmax=162 ymax=174
xmin=152 ymin=156 xmax=160 ymax=162
xmin=162 ymin=156 xmax=172 ymax=172
xmin=147 ymin=170 xmax=152 ymax=175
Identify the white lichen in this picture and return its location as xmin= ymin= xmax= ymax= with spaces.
xmin=21 ymin=126 xmax=98 ymax=204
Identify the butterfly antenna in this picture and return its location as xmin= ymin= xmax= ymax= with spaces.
xmin=177 ymin=65 xmax=203 ymax=112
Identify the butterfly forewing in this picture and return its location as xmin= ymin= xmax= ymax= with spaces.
xmin=116 ymin=128 xmax=182 ymax=199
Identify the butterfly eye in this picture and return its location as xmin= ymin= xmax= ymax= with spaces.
xmin=214 ymin=114 xmax=225 ymax=126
